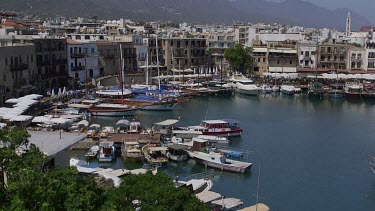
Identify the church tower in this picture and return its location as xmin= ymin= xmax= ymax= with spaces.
xmin=346 ymin=12 xmax=351 ymax=37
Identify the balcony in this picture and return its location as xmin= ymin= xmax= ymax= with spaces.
xmin=10 ymin=63 xmax=28 ymax=72
xmin=71 ymin=66 xmax=85 ymax=71
xmin=71 ymin=53 xmax=85 ymax=58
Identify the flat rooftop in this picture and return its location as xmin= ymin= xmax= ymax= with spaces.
xmin=28 ymin=131 xmax=86 ymax=157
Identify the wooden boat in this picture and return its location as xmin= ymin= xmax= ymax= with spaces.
xmin=97 ymin=141 xmax=116 ymax=162
xmin=167 ymin=144 xmax=189 ymax=161
xmin=85 ymin=145 xmax=99 ymax=159
xmin=142 ymin=144 xmax=168 ymax=164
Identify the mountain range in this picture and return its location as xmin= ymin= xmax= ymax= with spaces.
xmin=0 ymin=0 xmax=371 ymax=30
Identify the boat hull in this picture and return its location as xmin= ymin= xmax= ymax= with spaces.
xmin=345 ymin=93 xmax=362 ymax=100
xmin=281 ymin=89 xmax=295 ymax=95
xmin=329 ymin=92 xmax=344 ymax=99
xmin=202 ymin=129 xmax=242 ymax=137
xmin=141 ymin=103 xmax=176 ymax=111
xmin=236 ymin=88 xmax=259 ymax=96
xmin=191 ymin=156 xmax=252 ymax=173
xmin=88 ymin=108 xmax=138 ymax=116
xmin=97 ymin=157 xmax=114 ymax=162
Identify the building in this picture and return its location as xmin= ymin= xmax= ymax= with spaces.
xmin=162 ymin=38 xmax=207 ymax=70
xmin=317 ymin=39 xmax=349 ymax=72
xmin=67 ymin=40 xmax=99 ymax=83
xmin=297 ymin=41 xmax=318 ymax=70
xmin=252 ymin=47 xmax=268 ymax=73
xmin=267 ymin=41 xmax=298 ymax=73
xmin=347 ymin=46 xmax=366 ymax=72
xmin=365 ymin=41 xmax=375 ymax=73
xmin=206 ymin=32 xmax=235 ymax=65
xmin=234 ymin=24 xmax=249 ymax=45
xmin=96 ymin=41 xmax=120 ymax=76
xmin=0 ymin=44 xmax=37 ymax=105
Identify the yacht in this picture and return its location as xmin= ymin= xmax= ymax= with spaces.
xmin=235 ymin=80 xmax=260 ymax=96
xmin=87 ymin=103 xmax=138 ymax=116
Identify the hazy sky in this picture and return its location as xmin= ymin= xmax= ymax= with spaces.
xmin=269 ymin=0 xmax=375 ymax=23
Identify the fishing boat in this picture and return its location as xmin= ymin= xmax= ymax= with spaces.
xmin=235 ymin=80 xmax=260 ymax=96
xmin=85 ymin=145 xmax=99 ymax=159
xmin=97 ymin=141 xmax=116 ymax=162
xmin=121 ymin=142 xmax=142 ymax=160
xmin=345 ymin=81 xmax=363 ymax=99
xmin=188 ymin=151 xmax=252 ymax=173
xmin=142 ymin=144 xmax=169 ymax=164
xmin=280 ymin=84 xmax=296 ymax=95
xmin=187 ymin=119 xmax=243 ymax=137
xmin=87 ymin=103 xmax=138 ymax=116
xmin=328 ymin=83 xmax=345 ymax=99
xmin=308 ymin=82 xmax=324 ymax=98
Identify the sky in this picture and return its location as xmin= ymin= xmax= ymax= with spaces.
xmin=269 ymin=0 xmax=375 ymax=24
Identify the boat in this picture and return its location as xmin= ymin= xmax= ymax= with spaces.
xmin=167 ymin=144 xmax=189 ymax=161
xmin=196 ymin=135 xmax=230 ymax=144
xmin=121 ymin=142 xmax=142 ymax=160
xmin=97 ymin=141 xmax=116 ymax=162
xmin=362 ymin=82 xmax=375 ymax=99
xmin=188 ymin=151 xmax=252 ymax=173
xmin=345 ymin=81 xmax=364 ymax=99
xmin=235 ymin=80 xmax=260 ymax=96
xmin=280 ymin=84 xmax=296 ymax=95
xmin=308 ymin=82 xmax=324 ymax=98
xmin=187 ymin=119 xmax=242 ymax=137
xmin=261 ymin=85 xmax=273 ymax=94
xmin=328 ymin=83 xmax=345 ymax=99
xmin=87 ymin=103 xmax=138 ymax=116
xmin=217 ymin=149 xmax=244 ymax=158
xmin=128 ymin=121 xmax=142 ymax=133
xmin=142 ymin=144 xmax=169 ymax=164
xmin=175 ymin=178 xmax=213 ymax=194
xmin=272 ymin=85 xmax=280 ymax=92
xmin=85 ymin=145 xmax=99 ymax=159
xmin=87 ymin=124 xmax=100 ymax=137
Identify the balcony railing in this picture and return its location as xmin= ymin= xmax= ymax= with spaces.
xmin=71 ymin=66 xmax=85 ymax=71
xmin=10 ymin=63 xmax=28 ymax=71
xmin=71 ymin=53 xmax=85 ymax=58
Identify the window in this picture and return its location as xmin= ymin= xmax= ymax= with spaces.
xmin=10 ymin=56 xmax=13 ymax=65
xmin=4 ymin=57 xmax=7 ymax=66
xmin=85 ymin=35 xmax=90 ymax=40
xmin=301 ymin=51 xmax=304 ymax=55
xmin=3 ymin=74 xmax=6 ymax=82
xmin=75 ymin=73 xmax=79 ymax=79
xmin=290 ymin=60 xmax=293 ymax=65
xmin=91 ymin=48 xmax=95 ymax=54
xmin=31 ymin=55 xmax=33 ymax=63
xmin=89 ymin=69 xmax=93 ymax=77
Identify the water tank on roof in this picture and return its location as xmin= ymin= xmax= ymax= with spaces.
xmin=111 ymin=20 xmax=117 ymax=24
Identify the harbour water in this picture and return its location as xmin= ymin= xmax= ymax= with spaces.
xmin=68 ymin=93 xmax=375 ymax=210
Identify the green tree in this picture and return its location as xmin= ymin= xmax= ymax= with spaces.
xmin=103 ymin=172 xmax=209 ymax=211
xmin=224 ymin=44 xmax=253 ymax=74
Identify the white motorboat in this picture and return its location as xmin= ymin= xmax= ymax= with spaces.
xmin=187 ymin=119 xmax=243 ymax=137
xmin=235 ymin=80 xmax=260 ymax=96
xmin=85 ymin=145 xmax=99 ymax=159
xmin=188 ymin=151 xmax=252 ymax=173
xmin=87 ymin=103 xmax=138 ymax=116
xmin=196 ymin=135 xmax=230 ymax=144
xmin=272 ymin=85 xmax=280 ymax=92
xmin=261 ymin=85 xmax=273 ymax=93
xmin=97 ymin=141 xmax=116 ymax=162
xmin=174 ymin=178 xmax=213 ymax=194
xmin=280 ymin=85 xmax=296 ymax=95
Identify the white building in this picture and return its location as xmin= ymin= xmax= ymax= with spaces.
xmin=297 ymin=41 xmax=317 ymax=69
xmin=67 ymin=40 xmax=99 ymax=83
xmin=247 ymin=25 xmax=304 ymax=46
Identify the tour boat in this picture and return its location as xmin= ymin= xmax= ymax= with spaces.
xmin=85 ymin=145 xmax=99 ymax=159
xmin=308 ymin=82 xmax=324 ymax=98
xmin=345 ymin=81 xmax=363 ymax=99
xmin=235 ymin=80 xmax=260 ymax=96
xmin=87 ymin=103 xmax=138 ymax=116
xmin=187 ymin=119 xmax=242 ymax=137
xmin=188 ymin=151 xmax=252 ymax=173
xmin=280 ymin=85 xmax=296 ymax=95
xmin=97 ymin=141 xmax=116 ymax=162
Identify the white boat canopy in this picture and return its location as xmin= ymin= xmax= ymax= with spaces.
xmin=32 ymin=116 xmax=52 ymax=124
xmin=116 ymin=119 xmax=130 ymax=126
xmin=77 ymin=120 xmax=89 ymax=127
xmin=195 ymin=191 xmax=222 ymax=204
xmin=238 ymin=203 xmax=270 ymax=211
xmin=155 ymin=119 xmax=179 ymax=126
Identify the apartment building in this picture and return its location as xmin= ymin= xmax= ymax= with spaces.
xmin=206 ymin=32 xmax=235 ymax=65
xmin=317 ymin=40 xmax=349 ymax=72
xmin=0 ymin=44 xmax=37 ymax=105
xmin=347 ymin=46 xmax=366 ymax=72
xmin=162 ymin=38 xmax=207 ymax=70
xmin=297 ymin=41 xmax=317 ymax=70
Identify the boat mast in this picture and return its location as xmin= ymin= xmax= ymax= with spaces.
xmin=155 ymin=35 xmax=161 ymax=91
xmin=255 ymin=162 xmax=261 ymax=211
xmin=221 ymin=57 xmax=223 ymax=87
xmin=146 ymin=52 xmax=149 ymax=87
xmin=119 ymin=43 xmax=125 ymax=102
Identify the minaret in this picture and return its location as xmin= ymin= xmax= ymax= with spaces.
xmin=346 ymin=12 xmax=351 ymax=37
